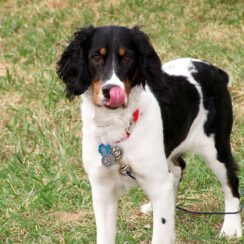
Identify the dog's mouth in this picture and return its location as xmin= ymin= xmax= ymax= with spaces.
xmin=103 ymin=86 xmax=126 ymax=109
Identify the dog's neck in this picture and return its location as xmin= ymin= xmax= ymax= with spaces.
xmin=81 ymin=85 xmax=145 ymax=144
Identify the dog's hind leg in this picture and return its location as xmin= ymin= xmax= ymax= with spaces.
xmin=197 ymin=134 xmax=242 ymax=238
xmin=169 ymin=156 xmax=186 ymax=194
xmin=140 ymin=201 xmax=152 ymax=214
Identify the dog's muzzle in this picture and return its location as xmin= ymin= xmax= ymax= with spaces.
xmin=102 ymin=85 xmax=126 ymax=108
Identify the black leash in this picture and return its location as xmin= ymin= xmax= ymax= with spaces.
xmin=125 ymin=167 xmax=244 ymax=215
xmin=126 ymin=170 xmax=137 ymax=180
xmin=176 ymin=204 xmax=244 ymax=215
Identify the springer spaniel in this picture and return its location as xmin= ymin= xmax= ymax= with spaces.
xmin=57 ymin=26 xmax=242 ymax=243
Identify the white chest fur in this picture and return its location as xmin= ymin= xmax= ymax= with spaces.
xmin=80 ymin=85 xmax=169 ymax=189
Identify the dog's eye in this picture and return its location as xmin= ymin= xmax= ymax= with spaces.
xmin=122 ymin=56 xmax=132 ymax=64
xmin=91 ymin=55 xmax=102 ymax=64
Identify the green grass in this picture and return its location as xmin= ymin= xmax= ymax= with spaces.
xmin=0 ymin=0 xmax=243 ymax=243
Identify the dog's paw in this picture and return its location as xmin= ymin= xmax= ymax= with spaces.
xmin=220 ymin=219 xmax=242 ymax=238
xmin=140 ymin=202 xmax=152 ymax=214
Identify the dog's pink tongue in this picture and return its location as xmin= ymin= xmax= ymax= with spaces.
xmin=107 ymin=86 xmax=126 ymax=108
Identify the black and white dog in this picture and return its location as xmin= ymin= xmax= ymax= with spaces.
xmin=57 ymin=26 xmax=242 ymax=243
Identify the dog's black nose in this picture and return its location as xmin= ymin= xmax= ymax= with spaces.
xmin=102 ymin=85 xmax=114 ymax=99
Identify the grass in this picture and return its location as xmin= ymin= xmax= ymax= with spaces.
xmin=0 ymin=0 xmax=243 ymax=243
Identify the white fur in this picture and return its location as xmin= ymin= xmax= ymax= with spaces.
xmin=80 ymin=58 xmax=242 ymax=243
xmin=141 ymin=202 xmax=152 ymax=214
xmin=82 ymin=84 xmax=175 ymax=243
xmin=104 ymin=71 xmax=125 ymax=89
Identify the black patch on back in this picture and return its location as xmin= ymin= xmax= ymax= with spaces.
xmin=191 ymin=61 xmax=231 ymax=137
xmin=149 ymin=73 xmax=200 ymax=157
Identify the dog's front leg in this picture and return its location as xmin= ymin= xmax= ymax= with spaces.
xmin=89 ymin=171 xmax=119 ymax=244
xmin=139 ymin=169 xmax=175 ymax=244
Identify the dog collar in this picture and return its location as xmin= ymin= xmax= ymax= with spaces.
xmin=98 ymin=109 xmax=140 ymax=180
xmin=98 ymin=109 xmax=140 ymax=149
xmin=116 ymin=109 xmax=140 ymax=143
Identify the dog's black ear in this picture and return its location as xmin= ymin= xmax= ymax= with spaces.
xmin=130 ymin=27 xmax=171 ymax=102
xmin=130 ymin=27 xmax=166 ymax=88
xmin=56 ymin=26 xmax=94 ymax=100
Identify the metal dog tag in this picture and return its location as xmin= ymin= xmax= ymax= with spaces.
xmin=113 ymin=149 xmax=122 ymax=161
xmin=119 ymin=164 xmax=132 ymax=176
xmin=101 ymin=154 xmax=116 ymax=167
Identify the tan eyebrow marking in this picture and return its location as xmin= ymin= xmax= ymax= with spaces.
xmin=99 ymin=48 xmax=106 ymax=56
xmin=118 ymin=47 xmax=126 ymax=56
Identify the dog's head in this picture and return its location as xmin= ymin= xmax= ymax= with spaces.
xmin=57 ymin=26 xmax=164 ymax=108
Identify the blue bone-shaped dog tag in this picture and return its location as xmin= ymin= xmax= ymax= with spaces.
xmin=98 ymin=144 xmax=112 ymax=156
xmin=99 ymin=144 xmax=116 ymax=167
